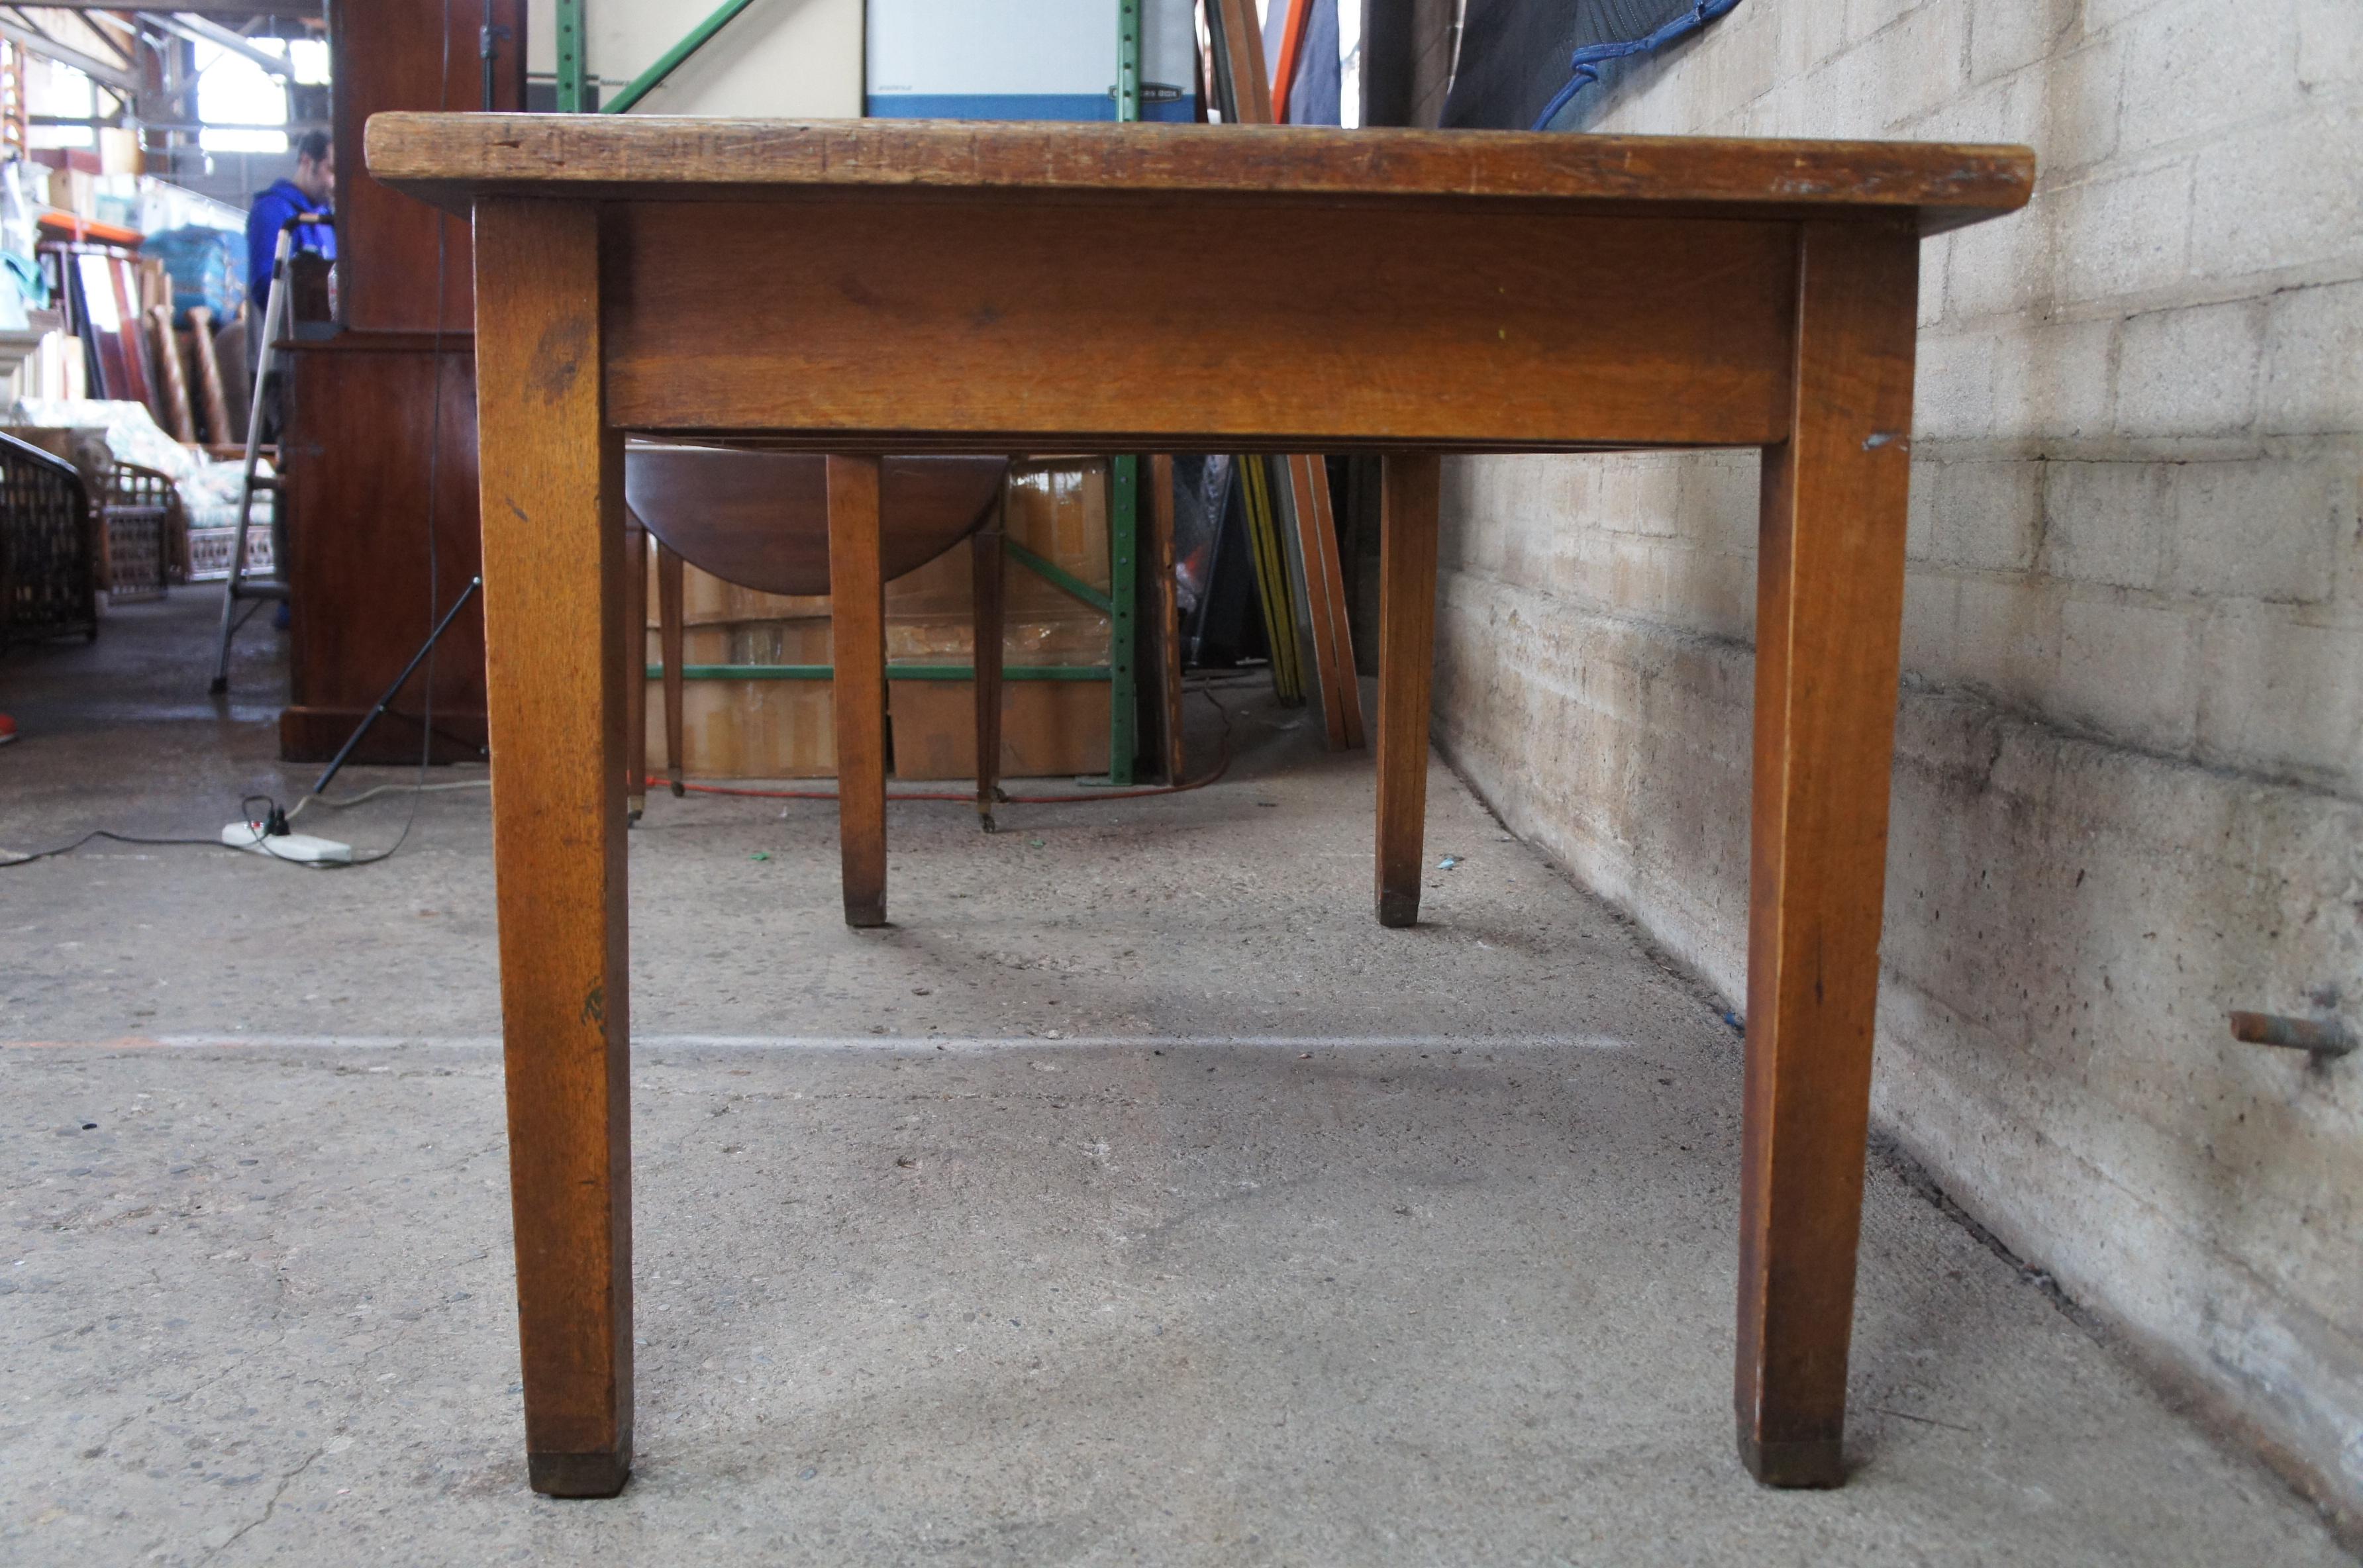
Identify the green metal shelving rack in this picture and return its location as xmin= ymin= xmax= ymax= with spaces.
xmin=1097 ymin=0 xmax=1145 ymax=784
xmin=578 ymin=0 xmax=1150 ymax=783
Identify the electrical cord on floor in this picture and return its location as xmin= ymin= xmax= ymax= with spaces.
xmin=0 ymin=779 xmax=494 ymax=869
xmin=0 ymin=829 xmax=240 ymax=868
xmin=285 ymin=777 xmax=490 ymax=820
xmin=4 ymin=677 xmax=1249 ymax=867
xmin=14 ymin=9 xmax=472 ymax=877
xmin=348 ymin=0 xmax=458 ymax=871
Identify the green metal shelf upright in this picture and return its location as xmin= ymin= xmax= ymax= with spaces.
xmin=1097 ymin=0 xmax=1145 ymax=784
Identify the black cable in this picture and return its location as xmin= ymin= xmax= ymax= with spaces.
xmin=11 ymin=11 xmax=462 ymax=876
xmin=9 ymin=675 xmax=1242 ymax=867
xmin=331 ymin=1 xmax=455 ymax=869
xmin=241 ymin=793 xmax=291 ymax=838
xmin=0 ymin=830 xmax=240 ymax=869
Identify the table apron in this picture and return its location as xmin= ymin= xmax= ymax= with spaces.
xmin=587 ymin=196 xmax=1805 ymax=450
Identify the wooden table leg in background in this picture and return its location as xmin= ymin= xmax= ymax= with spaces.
xmin=624 ymin=516 xmax=646 ymax=822
xmin=972 ymin=487 xmax=1005 ymax=833
xmin=828 ymin=454 xmax=889 ymax=926
xmin=657 ymin=541 xmax=685 ymax=799
xmin=472 ymin=197 xmax=634 ymax=1499
xmin=1374 ymin=452 xmax=1440 ymax=928
xmin=1148 ymin=452 xmax=1185 ymax=783
xmin=1289 ymin=450 xmax=1366 ymax=752
xmin=1736 ymin=218 xmax=1919 ymax=1489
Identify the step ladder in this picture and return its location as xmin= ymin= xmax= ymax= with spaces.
xmin=207 ymin=219 xmax=305 ymax=695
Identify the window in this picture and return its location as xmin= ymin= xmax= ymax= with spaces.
xmin=195 ymin=39 xmax=289 ymax=154
xmin=24 ymin=56 xmax=99 ymax=151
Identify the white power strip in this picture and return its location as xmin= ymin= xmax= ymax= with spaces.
xmin=221 ymin=820 xmax=352 ymax=865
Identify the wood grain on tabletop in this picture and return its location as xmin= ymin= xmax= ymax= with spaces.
xmin=602 ymin=201 xmax=1800 ymax=450
xmin=1735 ymin=219 xmax=1921 ymax=1489
xmin=470 ymin=197 xmax=634 ymax=1500
xmin=366 ymin=113 xmax=2033 ymax=234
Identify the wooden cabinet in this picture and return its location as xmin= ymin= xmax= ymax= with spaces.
xmin=277 ymin=0 xmax=525 ymax=761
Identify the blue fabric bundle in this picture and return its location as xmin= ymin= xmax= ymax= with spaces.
xmin=140 ymin=226 xmax=246 ymax=327
xmin=1442 ymin=0 xmax=1744 ymax=132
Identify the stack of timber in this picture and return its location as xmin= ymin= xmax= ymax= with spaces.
xmin=1199 ymin=0 xmax=1366 ymax=750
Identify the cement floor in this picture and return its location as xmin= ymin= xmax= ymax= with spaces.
xmin=1 ymin=598 xmax=2350 ymax=1566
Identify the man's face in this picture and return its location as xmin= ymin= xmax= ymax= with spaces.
xmin=295 ymin=146 xmax=334 ymax=206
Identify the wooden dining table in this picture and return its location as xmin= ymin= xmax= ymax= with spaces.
xmin=367 ymin=111 xmax=2033 ymax=1499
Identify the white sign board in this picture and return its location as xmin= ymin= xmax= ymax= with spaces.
xmin=867 ymin=0 xmax=1201 ymax=121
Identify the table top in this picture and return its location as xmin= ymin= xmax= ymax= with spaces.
xmin=367 ymin=115 xmax=2032 ymax=236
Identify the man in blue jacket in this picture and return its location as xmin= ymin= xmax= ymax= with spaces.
xmin=245 ymin=130 xmax=334 ymax=627
xmin=246 ymin=129 xmax=334 ymax=317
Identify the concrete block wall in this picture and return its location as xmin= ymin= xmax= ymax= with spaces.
xmin=1425 ymin=0 xmax=2363 ymax=1523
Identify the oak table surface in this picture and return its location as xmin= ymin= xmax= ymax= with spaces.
xmin=366 ymin=111 xmax=2034 ymax=1500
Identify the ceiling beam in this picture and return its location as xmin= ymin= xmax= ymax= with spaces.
xmin=75 ymin=9 xmax=138 ymax=60
xmin=6 ymin=3 xmax=133 ymax=64
xmin=136 ymin=10 xmax=289 ymax=75
xmin=0 ymin=15 xmax=138 ymax=91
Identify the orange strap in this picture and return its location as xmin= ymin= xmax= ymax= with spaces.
xmin=1268 ymin=0 xmax=1314 ymax=122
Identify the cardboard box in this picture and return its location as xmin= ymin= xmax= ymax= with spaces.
xmin=643 ymin=620 xmax=832 ymax=778
xmin=887 ymin=679 xmax=1109 ymax=779
xmin=97 ymin=128 xmax=142 ymax=177
xmin=641 ymin=628 xmax=1112 ymax=782
xmin=53 ymin=170 xmax=97 ymax=221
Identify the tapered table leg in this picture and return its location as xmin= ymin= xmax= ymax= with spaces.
xmin=1736 ymin=218 xmax=1921 ymax=1489
xmin=657 ymin=542 xmax=685 ymax=798
xmin=624 ymin=517 xmax=646 ymax=822
xmin=1374 ymin=452 xmax=1440 ymax=928
xmin=828 ymin=454 xmax=889 ymax=926
xmin=972 ymin=489 xmax=1005 ymax=833
xmin=473 ymin=198 xmax=633 ymax=1499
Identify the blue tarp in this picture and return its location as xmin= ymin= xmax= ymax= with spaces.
xmin=1442 ymin=0 xmax=1743 ymax=132
xmin=1265 ymin=0 xmax=1340 ymax=126
xmin=140 ymin=226 xmax=244 ymax=328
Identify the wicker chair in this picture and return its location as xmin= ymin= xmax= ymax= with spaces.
xmin=0 ymin=428 xmax=98 ymax=646
xmin=95 ymin=460 xmax=176 ymax=602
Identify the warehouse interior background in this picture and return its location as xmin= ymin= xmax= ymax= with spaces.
xmin=0 ymin=0 xmax=2356 ymax=1562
